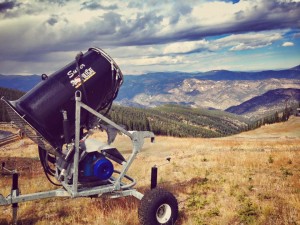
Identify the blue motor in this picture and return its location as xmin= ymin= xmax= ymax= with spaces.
xmin=79 ymin=152 xmax=114 ymax=181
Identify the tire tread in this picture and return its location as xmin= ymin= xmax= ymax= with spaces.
xmin=138 ymin=188 xmax=178 ymax=225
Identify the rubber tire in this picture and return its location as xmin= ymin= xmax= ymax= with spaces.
xmin=138 ymin=188 xmax=178 ymax=225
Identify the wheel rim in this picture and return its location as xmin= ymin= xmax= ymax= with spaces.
xmin=156 ymin=203 xmax=172 ymax=223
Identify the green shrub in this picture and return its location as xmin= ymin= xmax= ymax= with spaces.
xmin=238 ymin=199 xmax=259 ymax=224
xmin=268 ymin=155 xmax=274 ymax=164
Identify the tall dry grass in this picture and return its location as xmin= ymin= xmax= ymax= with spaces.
xmin=0 ymin=117 xmax=300 ymax=224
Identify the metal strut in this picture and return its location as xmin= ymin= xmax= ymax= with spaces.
xmin=1 ymin=162 xmax=19 ymax=225
xmin=0 ymin=91 xmax=156 ymax=224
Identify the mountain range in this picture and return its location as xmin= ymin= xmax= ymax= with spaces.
xmin=115 ymin=66 xmax=300 ymax=113
xmin=0 ymin=65 xmax=299 ymax=119
xmin=0 ymin=74 xmax=40 ymax=92
xmin=226 ymin=88 xmax=300 ymax=119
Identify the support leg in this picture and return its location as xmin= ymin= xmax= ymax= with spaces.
xmin=12 ymin=172 xmax=19 ymax=225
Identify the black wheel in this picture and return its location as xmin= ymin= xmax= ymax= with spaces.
xmin=138 ymin=188 xmax=178 ymax=225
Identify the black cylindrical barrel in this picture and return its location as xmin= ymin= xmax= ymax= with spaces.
xmin=10 ymin=48 xmax=123 ymax=150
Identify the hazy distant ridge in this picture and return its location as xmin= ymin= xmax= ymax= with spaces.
xmin=0 ymin=65 xmax=299 ymax=92
xmin=0 ymin=65 xmax=299 ymax=118
xmin=225 ymin=88 xmax=300 ymax=119
xmin=0 ymin=74 xmax=40 ymax=92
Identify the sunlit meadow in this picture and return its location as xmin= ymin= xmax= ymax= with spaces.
xmin=1 ymin=117 xmax=299 ymax=224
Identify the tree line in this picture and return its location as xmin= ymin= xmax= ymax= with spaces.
xmin=0 ymin=86 xmax=298 ymax=138
xmin=247 ymin=105 xmax=296 ymax=130
xmin=0 ymin=87 xmax=24 ymax=122
xmin=106 ymin=104 xmax=247 ymax=138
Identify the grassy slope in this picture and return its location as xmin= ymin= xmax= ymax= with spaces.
xmin=0 ymin=86 xmax=248 ymax=137
xmin=0 ymin=117 xmax=300 ymax=224
xmin=109 ymin=104 xmax=249 ymax=138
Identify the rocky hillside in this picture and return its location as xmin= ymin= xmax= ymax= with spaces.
xmin=115 ymin=66 xmax=300 ymax=110
xmin=226 ymin=88 xmax=300 ymax=119
xmin=121 ymin=78 xmax=300 ymax=110
xmin=1 ymin=65 xmax=300 ymax=117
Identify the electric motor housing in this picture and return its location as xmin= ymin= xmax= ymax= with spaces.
xmin=79 ymin=152 xmax=114 ymax=181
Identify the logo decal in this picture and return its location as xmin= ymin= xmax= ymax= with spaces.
xmin=67 ymin=64 xmax=96 ymax=88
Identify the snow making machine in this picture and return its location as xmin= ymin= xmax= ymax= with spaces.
xmin=0 ymin=48 xmax=178 ymax=225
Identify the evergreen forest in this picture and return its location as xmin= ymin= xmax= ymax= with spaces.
xmin=0 ymin=87 xmax=298 ymax=138
xmin=0 ymin=87 xmax=24 ymax=122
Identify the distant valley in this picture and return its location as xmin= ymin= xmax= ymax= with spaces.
xmin=115 ymin=66 xmax=300 ymax=119
xmin=226 ymin=88 xmax=300 ymax=119
xmin=121 ymin=78 xmax=300 ymax=110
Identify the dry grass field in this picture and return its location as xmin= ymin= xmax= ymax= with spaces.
xmin=0 ymin=117 xmax=300 ymax=225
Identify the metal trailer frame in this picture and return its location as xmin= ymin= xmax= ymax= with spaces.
xmin=0 ymin=91 xmax=155 ymax=223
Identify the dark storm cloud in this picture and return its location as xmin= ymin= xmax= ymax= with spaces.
xmin=0 ymin=0 xmax=21 ymax=13
xmin=81 ymin=1 xmax=118 ymax=10
xmin=46 ymin=15 xmax=59 ymax=26
xmin=3 ymin=0 xmax=300 ymax=51
xmin=228 ymin=1 xmax=300 ymax=33
xmin=0 ymin=1 xmax=44 ymax=18
xmin=88 ymin=12 xmax=122 ymax=35
xmin=166 ymin=48 xmax=210 ymax=56
xmin=0 ymin=1 xmax=14 ymax=12
xmin=205 ymin=1 xmax=299 ymax=38
xmin=217 ymin=0 xmax=240 ymax=3
xmin=37 ymin=0 xmax=71 ymax=6
xmin=60 ymin=11 xmax=157 ymax=49
xmin=54 ymin=0 xmax=299 ymax=49
xmin=108 ymin=11 xmax=163 ymax=45
xmin=1 ymin=0 xmax=300 ymax=75
xmin=117 ymin=0 xmax=300 ymax=47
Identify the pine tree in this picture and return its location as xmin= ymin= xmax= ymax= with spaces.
xmin=274 ymin=111 xmax=279 ymax=122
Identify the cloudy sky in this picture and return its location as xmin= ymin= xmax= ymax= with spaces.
xmin=0 ymin=0 xmax=300 ymax=75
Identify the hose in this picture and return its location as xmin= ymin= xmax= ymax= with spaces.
xmin=38 ymin=146 xmax=61 ymax=186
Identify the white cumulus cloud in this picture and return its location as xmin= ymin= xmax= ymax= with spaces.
xmin=214 ymin=32 xmax=283 ymax=51
xmin=163 ymin=40 xmax=211 ymax=54
xmin=282 ymin=42 xmax=294 ymax=47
